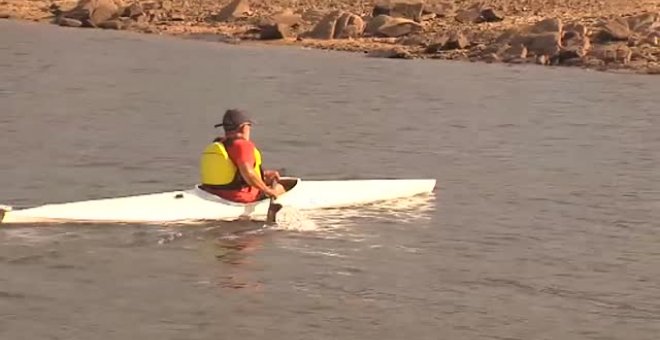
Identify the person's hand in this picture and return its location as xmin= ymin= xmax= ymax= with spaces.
xmin=265 ymin=188 xmax=279 ymax=199
xmin=264 ymin=170 xmax=281 ymax=184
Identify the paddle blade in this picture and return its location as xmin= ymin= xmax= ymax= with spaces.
xmin=266 ymin=202 xmax=283 ymax=225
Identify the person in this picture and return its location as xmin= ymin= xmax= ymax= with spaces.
xmin=199 ymin=109 xmax=285 ymax=203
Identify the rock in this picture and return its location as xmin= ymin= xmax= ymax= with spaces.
xmin=560 ymin=24 xmax=591 ymax=60
xmin=482 ymin=53 xmax=500 ymax=63
xmin=590 ymin=45 xmax=632 ymax=64
xmin=455 ymin=3 xmax=503 ymax=24
xmin=169 ymin=13 xmax=185 ymax=21
xmin=626 ymin=12 xmax=658 ymax=33
xmin=561 ymin=35 xmax=590 ymax=59
xmin=426 ymin=31 xmax=470 ymax=52
xmin=561 ymin=57 xmax=584 ymax=67
xmin=367 ymin=47 xmax=413 ymax=59
xmin=121 ymin=2 xmax=143 ymax=18
xmin=495 ymin=29 xmax=520 ymax=44
xmin=501 ymin=43 xmax=527 ymax=61
xmin=584 ymin=57 xmax=605 ymax=68
xmin=597 ymin=18 xmax=631 ymax=42
xmin=455 ymin=5 xmax=481 ymax=24
xmin=564 ymin=23 xmax=587 ymax=38
xmin=62 ymin=0 xmax=121 ymax=27
xmin=511 ymin=32 xmax=561 ymax=57
xmin=0 ymin=12 xmax=10 ymax=19
xmin=159 ymin=0 xmax=172 ymax=11
xmin=536 ymin=55 xmax=548 ymax=65
xmin=530 ymin=18 xmax=562 ymax=34
xmin=443 ymin=32 xmax=470 ymax=50
xmin=647 ymin=33 xmax=659 ymax=46
xmin=334 ymin=12 xmax=365 ymax=39
xmin=423 ymin=1 xmax=455 ymax=18
xmin=365 ymin=15 xmax=422 ymax=38
xmin=97 ymin=19 xmax=123 ymax=29
xmin=308 ymin=10 xmax=341 ymax=39
xmin=268 ymin=9 xmax=302 ymax=27
xmin=57 ymin=17 xmax=83 ymax=27
xmin=480 ymin=8 xmax=503 ymax=22
xmin=372 ymin=0 xmax=424 ymax=22
xmin=214 ymin=0 xmax=249 ymax=22
xmin=307 ymin=10 xmax=364 ymax=40
xmin=259 ymin=23 xmax=290 ymax=40
xmin=141 ymin=1 xmax=159 ymax=11
xmin=301 ymin=9 xmax=325 ymax=23
xmin=396 ymin=34 xmax=429 ymax=46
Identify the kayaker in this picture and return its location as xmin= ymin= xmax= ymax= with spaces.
xmin=199 ymin=109 xmax=285 ymax=203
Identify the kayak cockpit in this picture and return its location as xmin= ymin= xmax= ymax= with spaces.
xmin=194 ymin=177 xmax=300 ymax=203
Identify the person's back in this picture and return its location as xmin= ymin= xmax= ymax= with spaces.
xmin=199 ymin=109 xmax=284 ymax=203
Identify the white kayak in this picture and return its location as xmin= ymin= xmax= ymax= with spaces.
xmin=0 ymin=177 xmax=436 ymax=225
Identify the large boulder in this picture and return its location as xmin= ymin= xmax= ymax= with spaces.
xmin=258 ymin=9 xmax=302 ymax=40
xmin=364 ymin=14 xmax=422 ymax=38
xmin=61 ymin=0 xmax=122 ymax=27
xmin=213 ymin=0 xmax=249 ymax=22
xmin=596 ymin=18 xmax=631 ymax=42
xmin=372 ymin=0 xmax=424 ymax=22
xmin=333 ymin=12 xmax=365 ymax=39
xmin=307 ymin=11 xmax=364 ymax=40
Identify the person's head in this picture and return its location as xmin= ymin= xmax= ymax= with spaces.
xmin=214 ymin=109 xmax=254 ymax=140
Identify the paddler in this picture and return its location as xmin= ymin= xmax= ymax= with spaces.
xmin=199 ymin=109 xmax=285 ymax=203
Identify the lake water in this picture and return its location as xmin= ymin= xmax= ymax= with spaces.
xmin=1 ymin=20 xmax=659 ymax=340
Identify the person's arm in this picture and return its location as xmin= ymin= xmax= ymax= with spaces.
xmin=228 ymin=140 xmax=279 ymax=198
xmin=236 ymin=163 xmax=279 ymax=198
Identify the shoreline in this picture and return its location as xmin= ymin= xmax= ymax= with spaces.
xmin=1 ymin=0 xmax=659 ymax=75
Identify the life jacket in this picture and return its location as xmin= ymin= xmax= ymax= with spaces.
xmin=200 ymin=138 xmax=263 ymax=189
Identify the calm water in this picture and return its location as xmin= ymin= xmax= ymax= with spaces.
xmin=1 ymin=20 xmax=659 ymax=340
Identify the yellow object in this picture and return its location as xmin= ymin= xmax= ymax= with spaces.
xmin=200 ymin=141 xmax=262 ymax=187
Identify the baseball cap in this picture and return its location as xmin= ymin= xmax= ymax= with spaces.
xmin=214 ymin=109 xmax=255 ymax=131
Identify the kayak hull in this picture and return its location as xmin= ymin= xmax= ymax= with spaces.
xmin=0 ymin=178 xmax=436 ymax=224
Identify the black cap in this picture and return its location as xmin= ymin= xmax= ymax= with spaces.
xmin=214 ymin=109 xmax=254 ymax=131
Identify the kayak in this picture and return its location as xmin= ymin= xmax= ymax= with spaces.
xmin=0 ymin=177 xmax=436 ymax=225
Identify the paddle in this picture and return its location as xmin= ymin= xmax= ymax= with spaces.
xmin=265 ymin=179 xmax=283 ymax=225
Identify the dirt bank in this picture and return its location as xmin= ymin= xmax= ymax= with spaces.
xmin=2 ymin=0 xmax=659 ymax=74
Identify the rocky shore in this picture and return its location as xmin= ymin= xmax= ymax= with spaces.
xmin=2 ymin=0 xmax=659 ymax=74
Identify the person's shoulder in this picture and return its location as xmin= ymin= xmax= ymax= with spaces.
xmin=232 ymin=138 xmax=256 ymax=148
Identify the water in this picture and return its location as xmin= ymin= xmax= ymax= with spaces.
xmin=1 ymin=20 xmax=659 ymax=340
